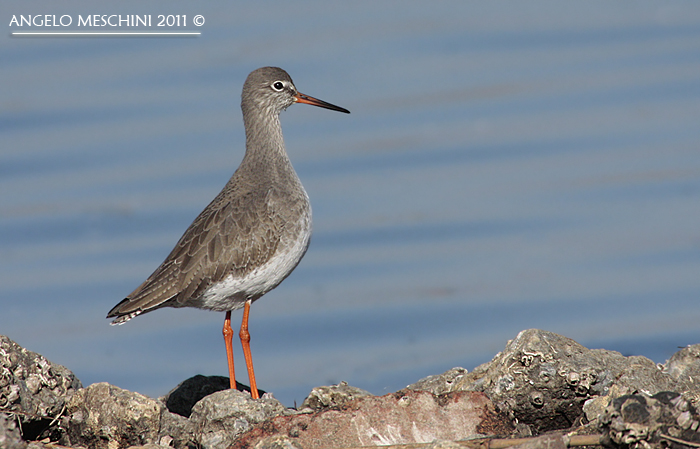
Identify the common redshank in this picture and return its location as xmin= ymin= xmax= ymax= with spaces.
xmin=107 ymin=67 xmax=349 ymax=399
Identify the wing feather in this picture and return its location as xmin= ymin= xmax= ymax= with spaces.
xmin=106 ymin=181 xmax=294 ymax=320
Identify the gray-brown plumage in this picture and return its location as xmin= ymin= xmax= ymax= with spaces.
xmin=107 ymin=67 xmax=349 ymax=398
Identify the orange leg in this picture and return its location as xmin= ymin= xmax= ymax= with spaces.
xmin=239 ymin=300 xmax=260 ymax=399
xmin=223 ymin=311 xmax=236 ymax=390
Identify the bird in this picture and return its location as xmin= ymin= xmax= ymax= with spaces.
xmin=107 ymin=66 xmax=350 ymax=399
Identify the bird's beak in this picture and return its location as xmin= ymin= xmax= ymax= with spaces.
xmin=294 ymin=92 xmax=350 ymax=114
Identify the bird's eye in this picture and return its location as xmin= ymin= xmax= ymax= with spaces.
xmin=272 ymin=81 xmax=284 ymax=91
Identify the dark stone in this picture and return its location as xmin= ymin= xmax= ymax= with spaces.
xmin=162 ymin=374 xmax=265 ymax=418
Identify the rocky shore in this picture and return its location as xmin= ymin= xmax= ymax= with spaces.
xmin=1 ymin=329 xmax=699 ymax=449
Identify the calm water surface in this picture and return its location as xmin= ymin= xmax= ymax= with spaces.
xmin=2 ymin=1 xmax=700 ymax=406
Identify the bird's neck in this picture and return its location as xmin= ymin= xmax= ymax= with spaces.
xmin=240 ymin=107 xmax=298 ymax=183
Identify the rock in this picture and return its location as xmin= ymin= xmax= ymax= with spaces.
xmin=4 ymin=330 xmax=700 ymax=448
xmin=0 ymin=335 xmax=82 ymax=441
xmin=583 ymin=383 xmax=632 ymax=425
xmin=252 ymin=435 xmax=304 ymax=449
xmin=510 ymin=433 xmax=568 ymax=449
xmin=299 ymin=381 xmax=373 ymax=412
xmin=0 ymin=412 xmax=27 ymax=449
xmin=232 ymin=389 xmax=513 ymax=449
xmin=584 ymin=343 xmax=700 ymax=426
xmin=425 ymin=441 xmax=472 ymax=449
xmin=599 ymin=391 xmax=700 ymax=449
xmin=186 ymin=388 xmax=291 ymax=449
xmin=122 ymin=445 xmax=171 ymax=449
xmin=663 ymin=344 xmax=700 ymax=405
xmin=407 ymin=367 xmax=469 ymax=396
xmin=61 ymin=382 xmax=162 ymax=449
xmin=161 ymin=374 xmax=265 ymax=418
xmin=157 ymin=407 xmax=190 ymax=449
xmin=453 ymin=329 xmax=686 ymax=433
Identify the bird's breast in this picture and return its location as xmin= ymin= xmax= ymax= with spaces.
xmin=196 ymin=198 xmax=312 ymax=312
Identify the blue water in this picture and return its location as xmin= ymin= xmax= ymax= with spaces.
xmin=2 ymin=1 xmax=700 ymax=407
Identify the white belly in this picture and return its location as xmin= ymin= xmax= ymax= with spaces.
xmin=196 ymin=212 xmax=312 ymax=311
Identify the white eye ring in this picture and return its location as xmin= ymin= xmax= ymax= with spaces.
xmin=272 ymin=81 xmax=284 ymax=91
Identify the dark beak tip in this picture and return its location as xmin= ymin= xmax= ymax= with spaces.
xmin=295 ymin=92 xmax=350 ymax=114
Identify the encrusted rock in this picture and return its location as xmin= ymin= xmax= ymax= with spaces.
xmin=61 ymin=382 xmax=162 ymax=449
xmin=599 ymin=391 xmax=700 ymax=449
xmin=453 ymin=329 xmax=685 ymax=433
xmin=299 ymin=381 xmax=373 ymax=411
xmin=187 ymin=388 xmax=291 ymax=449
xmin=0 ymin=412 xmax=27 ymax=449
xmin=0 ymin=335 xmax=81 ymax=441
xmin=407 ymin=367 xmax=469 ymax=396
xmin=663 ymin=344 xmax=700 ymax=406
